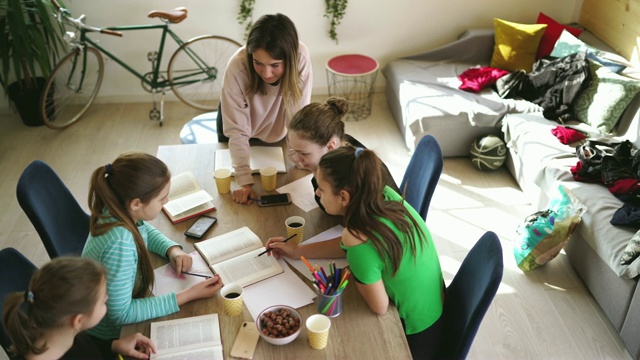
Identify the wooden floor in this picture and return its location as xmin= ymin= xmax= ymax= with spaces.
xmin=0 ymin=93 xmax=633 ymax=359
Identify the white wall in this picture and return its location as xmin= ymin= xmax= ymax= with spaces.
xmin=1 ymin=0 xmax=582 ymax=113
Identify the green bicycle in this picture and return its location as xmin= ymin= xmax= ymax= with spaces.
xmin=41 ymin=1 xmax=241 ymax=129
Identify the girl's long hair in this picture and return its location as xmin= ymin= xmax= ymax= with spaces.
xmin=289 ymin=97 xmax=347 ymax=145
xmin=244 ymin=13 xmax=301 ymax=114
xmin=88 ymin=152 xmax=170 ymax=298
xmin=319 ymin=147 xmax=426 ymax=275
xmin=2 ymin=257 xmax=105 ymax=357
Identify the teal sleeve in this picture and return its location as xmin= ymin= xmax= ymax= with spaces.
xmin=142 ymin=222 xmax=181 ymax=258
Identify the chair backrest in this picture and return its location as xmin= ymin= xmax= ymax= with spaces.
xmin=0 ymin=248 xmax=37 ymax=359
xmin=438 ymin=231 xmax=504 ymax=359
xmin=400 ymin=135 xmax=443 ymax=220
xmin=16 ymin=160 xmax=90 ymax=258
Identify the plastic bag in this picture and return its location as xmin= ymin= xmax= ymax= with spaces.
xmin=514 ymin=185 xmax=587 ymax=271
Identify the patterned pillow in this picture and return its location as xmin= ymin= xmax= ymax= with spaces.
xmin=490 ymin=18 xmax=547 ymax=72
xmin=572 ymin=60 xmax=640 ymax=133
xmin=621 ymin=229 xmax=640 ymax=265
xmin=551 ymin=30 xmax=627 ymax=73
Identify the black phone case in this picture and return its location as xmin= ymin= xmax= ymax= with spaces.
xmin=184 ymin=216 xmax=217 ymax=239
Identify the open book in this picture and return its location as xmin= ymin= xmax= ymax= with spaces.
xmin=162 ymin=171 xmax=215 ymax=224
xmin=214 ymin=146 xmax=286 ymax=175
xmin=150 ymin=314 xmax=223 ymax=360
xmin=194 ymin=227 xmax=283 ymax=287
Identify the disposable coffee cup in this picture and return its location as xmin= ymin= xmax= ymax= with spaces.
xmin=220 ymin=283 xmax=243 ymax=317
xmin=213 ymin=168 xmax=232 ymax=194
xmin=260 ymin=166 xmax=277 ymax=192
xmin=316 ymin=290 xmax=343 ymax=318
xmin=285 ymin=216 xmax=305 ymax=245
xmin=306 ymin=314 xmax=331 ymax=350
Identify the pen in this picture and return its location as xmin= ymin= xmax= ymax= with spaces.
xmin=248 ymin=197 xmax=265 ymax=203
xmin=255 ymin=233 xmax=297 ymax=257
xmin=182 ymin=271 xmax=211 ymax=279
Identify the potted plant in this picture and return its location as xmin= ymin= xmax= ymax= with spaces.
xmin=0 ymin=0 xmax=66 ymax=126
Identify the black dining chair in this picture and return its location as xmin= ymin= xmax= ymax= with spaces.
xmin=437 ymin=231 xmax=504 ymax=359
xmin=400 ymin=134 xmax=443 ymax=221
xmin=0 ymin=248 xmax=38 ymax=359
xmin=16 ymin=160 xmax=90 ymax=258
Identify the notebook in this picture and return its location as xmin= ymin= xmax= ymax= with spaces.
xmin=214 ymin=146 xmax=286 ymax=175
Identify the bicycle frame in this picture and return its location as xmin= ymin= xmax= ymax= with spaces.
xmin=78 ymin=22 xmax=213 ymax=91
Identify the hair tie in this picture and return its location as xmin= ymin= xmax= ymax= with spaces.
xmin=24 ymin=290 xmax=34 ymax=304
xmin=354 ymin=147 xmax=365 ymax=158
xmin=104 ymin=163 xmax=113 ymax=178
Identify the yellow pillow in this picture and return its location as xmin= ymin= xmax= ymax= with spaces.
xmin=490 ymin=18 xmax=547 ymax=72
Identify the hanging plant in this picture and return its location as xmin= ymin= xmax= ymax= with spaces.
xmin=324 ymin=0 xmax=348 ymax=43
xmin=237 ymin=0 xmax=255 ymax=41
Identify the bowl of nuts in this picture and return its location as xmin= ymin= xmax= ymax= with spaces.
xmin=256 ymin=305 xmax=302 ymax=345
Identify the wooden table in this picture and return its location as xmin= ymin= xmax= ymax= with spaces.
xmin=121 ymin=143 xmax=411 ymax=359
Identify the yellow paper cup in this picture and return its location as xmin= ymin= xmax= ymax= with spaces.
xmin=285 ymin=216 xmax=305 ymax=245
xmin=306 ymin=314 xmax=331 ymax=350
xmin=260 ymin=166 xmax=277 ymax=192
xmin=214 ymin=168 xmax=232 ymax=194
xmin=220 ymin=283 xmax=243 ymax=317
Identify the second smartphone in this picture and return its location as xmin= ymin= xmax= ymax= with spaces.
xmin=184 ymin=215 xmax=217 ymax=239
xmin=256 ymin=193 xmax=291 ymax=207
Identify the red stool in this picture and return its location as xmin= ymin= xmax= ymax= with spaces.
xmin=325 ymin=54 xmax=379 ymax=120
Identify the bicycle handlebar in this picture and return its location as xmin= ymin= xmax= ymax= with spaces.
xmin=52 ymin=0 xmax=124 ymax=37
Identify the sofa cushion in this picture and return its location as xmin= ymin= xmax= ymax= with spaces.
xmin=573 ymin=60 xmax=640 ymax=134
xmin=551 ymin=30 xmax=628 ymax=73
xmin=490 ymin=18 xmax=547 ymax=72
xmin=535 ymin=12 xmax=583 ymax=59
xmin=502 ymin=113 xmax=640 ymax=279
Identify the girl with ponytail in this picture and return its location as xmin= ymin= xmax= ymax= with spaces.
xmin=82 ymin=152 xmax=222 ymax=346
xmin=3 ymin=257 xmax=155 ymax=359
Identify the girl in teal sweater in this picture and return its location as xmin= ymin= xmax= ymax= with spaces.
xmin=82 ymin=152 xmax=222 ymax=344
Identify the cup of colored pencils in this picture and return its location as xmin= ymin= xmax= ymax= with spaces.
xmin=301 ymin=257 xmax=351 ymax=318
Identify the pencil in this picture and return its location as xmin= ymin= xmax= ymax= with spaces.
xmin=255 ymin=233 xmax=297 ymax=257
xmin=182 ymin=271 xmax=211 ymax=279
xmin=300 ymin=256 xmax=315 ymax=273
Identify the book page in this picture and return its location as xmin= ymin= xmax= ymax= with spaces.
xmin=212 ymin=248 xmax=283 ymax=288
xmin=214 ymin=147 xmax=286 ymax=175
xmin=150 ymin=314 xmax=222 ymax=360
xmin=164 ymin=190 xmax=213 ymax=217
xmin=194 ymin=227 xmax=263 ymax=265
xmin=168 ymin=171 xmax=200 ymax=200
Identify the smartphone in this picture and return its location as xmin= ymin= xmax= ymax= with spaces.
xmin=256 ymin=193 xmax=291 ymax=207
xmin=184 ymin=215 xmax=217 ymax=239
xmin=230 ymin=322 xmax=260 ymax=359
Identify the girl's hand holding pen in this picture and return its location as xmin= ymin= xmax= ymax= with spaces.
xmin=176 ymin=275 xmax=223 ymax=305
xmin=167 ymin=246 xmax=193 ymax=277
xmin=265 ymin=235 xmax=300 ymax=259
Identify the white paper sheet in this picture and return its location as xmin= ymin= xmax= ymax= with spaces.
xmin=284 ymin=225 xmax=349 ymax=282
xmin=243 ymin=258 xmax=316 ymax=320
xmin=276 ymin=173 xmax=318 ymax=212
xmin=153 ymin=252 xmax=212 ymax=297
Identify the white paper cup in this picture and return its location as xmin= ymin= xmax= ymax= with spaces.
xmin=306 ymin=314 xmax=331 ymax=349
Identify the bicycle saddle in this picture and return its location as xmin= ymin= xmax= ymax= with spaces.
xmin=148 ymin=7 xmax=188 ymax=24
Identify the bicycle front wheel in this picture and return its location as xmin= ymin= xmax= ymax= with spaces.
xmin=168 ymin=35 xmax=241 ymax=111
xmin=41 ymin=47 xmax=104 ymax=129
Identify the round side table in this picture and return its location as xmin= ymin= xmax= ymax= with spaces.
xmin=325 ymin=54 xmax=379 ymax=121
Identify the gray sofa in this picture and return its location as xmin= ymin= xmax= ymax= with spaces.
xmin=383 ymin=28 xmax=640 ymax=358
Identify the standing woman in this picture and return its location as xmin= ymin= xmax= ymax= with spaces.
xmin=82 ymin=152 xmax=222 ymax=352
xmin=315 ymin=147 xmax=445 ymax=359
xmin=218 ymin=13 xmax=313 ymax=204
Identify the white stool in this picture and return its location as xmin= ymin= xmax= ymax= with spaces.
xmin=179 ymin=112 xmax=218 ymax=144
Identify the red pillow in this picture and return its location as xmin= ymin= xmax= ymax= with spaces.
xmin=536 ymin=12 xmax=583 ymax=59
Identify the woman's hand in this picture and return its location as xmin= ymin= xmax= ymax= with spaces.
xmin=265 ymin=237 xmax=300 ymax=259
xmin=176 ymin=275 xmax=223 ymax=305
xmin=232 ymin=184 xmax=256 ymax=204
xmin=112 ymin=333 xmax=156 ymax=359
xmin=167 ymin=246 xmax=192 ymax=276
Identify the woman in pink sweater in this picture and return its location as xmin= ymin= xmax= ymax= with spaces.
xmin=218 ymin=13 xmax=313 ymax=204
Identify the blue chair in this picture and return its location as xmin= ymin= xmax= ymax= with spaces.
xmin=437 ymin=231 xmax=504 ymax=359
xmin=0 ymin=248 xmax=38 ymax=359
xmin=400 ymin=134 xmax=443 ymax=220
xmin=16 ymin=160 xmax=90 ymax=258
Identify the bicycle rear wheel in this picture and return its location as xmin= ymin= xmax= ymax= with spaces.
xmin=41 ymin=47 xmax=104 ymax=129
xmin=168 ymin=35 xmax=241 ymax=111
